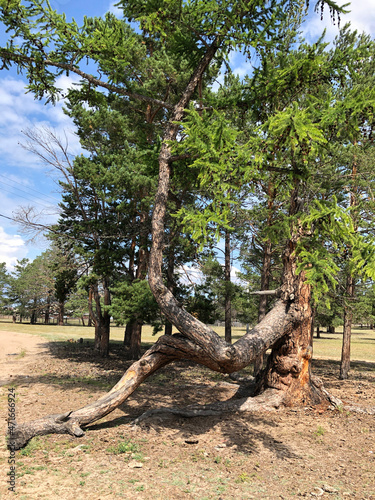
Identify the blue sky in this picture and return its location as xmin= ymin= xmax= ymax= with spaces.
xmin=0 ymin=1 xmax=374 ymax=270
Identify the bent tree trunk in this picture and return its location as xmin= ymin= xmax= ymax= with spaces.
xmin=7 ymin=175 xmax=328 ymax=452
xmin=9 ymin=147 xmax=330 ymax=452
xmin=8 ymin=37 xmax=331 ymax=451
xmin=9 ymin=294 xmax=307 ymax=450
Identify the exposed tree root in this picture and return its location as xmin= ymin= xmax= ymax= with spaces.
xmin=339 ymin=405 xmax=375 ymax=415
xmin=133 ymin=388 xmax=285 ymax=425
xmin=133 ymin=375 xmax=352 ymax=425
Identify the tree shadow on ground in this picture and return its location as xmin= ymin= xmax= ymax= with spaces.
xmin=87 ymin=411 xmax=300 ymax=461
xmin=46 ymin=339 xmax=143 ymax=370
xmin=7 ymin=339 xmax=374 ymax=459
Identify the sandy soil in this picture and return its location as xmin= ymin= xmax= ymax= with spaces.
xmin=0 ymin=331 xmax=50 ymax=386
xmin=0 ymin=331 xmax=374 ymax=500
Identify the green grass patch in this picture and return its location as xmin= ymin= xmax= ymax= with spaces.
xmin=18 ymin=437 xmax=43 ymax=457
xmin=107 ymin=438 xmax=141 ymax=456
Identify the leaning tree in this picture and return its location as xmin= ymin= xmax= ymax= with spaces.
xmin=3 ymin=0 xmax=370 ymax=450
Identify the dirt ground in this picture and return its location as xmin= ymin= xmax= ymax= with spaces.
xmin=0 ymin=331 xmax=374 ymax=500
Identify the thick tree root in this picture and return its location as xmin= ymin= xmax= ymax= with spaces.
xmin=340 ymin=405 xmax=375 ymax=415
xmin=134 ymin=375 xmax=364 ymax=426
xmin=133 ymin=388 xmax=285 ymax=425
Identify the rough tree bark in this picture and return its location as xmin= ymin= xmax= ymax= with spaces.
xmin=8 ymin=37 xmax=335 ymax=451
xmin=255 ymin=241 xmax=320 ymax=405
xmin=92 ymin=279 xmax=111 ymax=357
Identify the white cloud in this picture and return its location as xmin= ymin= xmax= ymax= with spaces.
xmin=107 ymin=2 xmax=123 ymax=18
xmin=0 ymin=226 xmax=28 ymax=270
xmin=303 ymin=2 xmax=375 ymax=44
xmin=0 ymin=74 xmax=80 ymax=265
xmin=0 ymin=75 xmax=82 ymax=171
xmin=340 ymin=1 xmax=375 ymax=35
xmin=178 ymin=265 xmax=244 ymax=287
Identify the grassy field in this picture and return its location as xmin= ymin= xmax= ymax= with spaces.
xmin=1 ymin=316 xmax=374 ymax=362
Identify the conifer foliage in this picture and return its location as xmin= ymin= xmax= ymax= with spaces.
xmin=4 ymin=0 xmax=374 ymax=450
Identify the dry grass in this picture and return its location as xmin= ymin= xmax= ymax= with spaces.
xmin=0 ymin=317 xmax=374 ymax=362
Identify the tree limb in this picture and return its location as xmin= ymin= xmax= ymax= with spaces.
xmin=0 ymin=49 xmax=174 ymax=110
